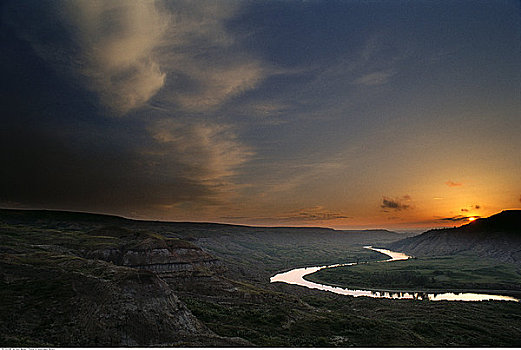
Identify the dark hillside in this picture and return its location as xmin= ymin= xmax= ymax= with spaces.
xmin=3 ymin=209 xmax=520 ymax=347
xmin=388 ymin=210 xmax=521 ymax=264
xmin=0 ymin=213 xmax=247 ymax=346
xmin=0 ymin=208 xmax=410 ymax=346
xmin=0 ymin=208 xmax=408 ymax=282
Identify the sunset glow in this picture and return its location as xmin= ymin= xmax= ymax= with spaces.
xmin=1 ymin=0 xmax=520 ymax=230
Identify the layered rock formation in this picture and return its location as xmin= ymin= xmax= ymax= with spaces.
xmin=81 ymin=226 xmax=223 ymax=275
xmin=0 ymin=222 xmax=246 ymax=346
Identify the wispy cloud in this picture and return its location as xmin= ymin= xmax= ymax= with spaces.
xmin=439 ymin=215 xmax=480 ymax=222
xmin=353 ymin=69 xmax=396 ymax=86
xmin=145 ymin=1 xmax=269 ymax=113
xmin=3 ymin=0 xmax=269 ymax=213
xmin=381 ymin=195 xmax=411 ymax=211
xmin=10 ymin=0 xmax=170 ymax=114
xmin=290 ymin=206 xmax=350 ymax=221
xmin=220 ymin=206 xmax=350 ymax=224
xmin=445 ymin=180 xmax=463 ymax=187
xmin=171 ymin=61 xmax=265 ymax=112
xmin=146 ymin=119 xmax=253 ymax=190
xmin=66 ymin=1 xmax=171 ymax=114
xmin=9 ymin=0 xmax=267 ymax=115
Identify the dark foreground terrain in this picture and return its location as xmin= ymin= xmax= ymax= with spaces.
xmin=1 ymin=209 xmax=520 ymax=347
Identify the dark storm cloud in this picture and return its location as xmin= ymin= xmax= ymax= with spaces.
xmin=0 ymin=121 xmax=225 ymax=214
xmin=0 ymin=58 xmax=250 ymax=212
xmin=381 ymin=196 xmax=411 ymax=211
xmin=0 ymin=0 xmax=255 ymax=217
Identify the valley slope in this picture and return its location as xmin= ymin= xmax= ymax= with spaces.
xmin=1 ymin=209 xmax=521 ymax=347
xmin=388 ymin=210 xmax=521 ymax=264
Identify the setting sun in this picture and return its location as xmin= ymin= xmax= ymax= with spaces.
xmin=2 ymin=1 xmax=521 ymax=348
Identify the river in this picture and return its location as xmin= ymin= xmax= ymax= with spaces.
xmin=270 ymin=246 xmax=519 ymax=302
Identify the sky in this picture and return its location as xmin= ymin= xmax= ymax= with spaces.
xmin=1 ymin=0 xmax=520 ymax=230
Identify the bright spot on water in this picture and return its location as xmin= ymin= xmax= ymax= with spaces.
xmin=270 ymin=246 xmax=519 ymax=302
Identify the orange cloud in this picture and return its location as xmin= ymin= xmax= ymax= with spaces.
xmin=439 ymin=215 xmax=480 ymax=222
xmin=445 ymin=180 xmax=463 ymax=187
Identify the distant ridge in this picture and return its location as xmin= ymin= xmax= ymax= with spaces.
xmin=0 ymin=208 xmax=412 ymax=240
xmin=0 ymin=208 xmax=129 ymax=223
xmin=0 ymin=208 xmax=337 ymax=231
xmin=0 ymin=208 xmax=268 ymax=227
xmin=388 ymin=210 xmax=521 ymax=264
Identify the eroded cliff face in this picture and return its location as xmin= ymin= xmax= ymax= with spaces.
xmin=81 ymin=227 xmax=223 ymax=275
xmin=0 ymin=224 xmax=248 ymax=347
xmin=0 ymin=251 xmax=249 ymax=346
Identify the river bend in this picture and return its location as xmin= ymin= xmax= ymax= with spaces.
xmin=270 ymin=246 xmax=519 ymax=302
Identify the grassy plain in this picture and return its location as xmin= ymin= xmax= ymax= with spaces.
xmin=180 ymin=285 xmax=521 ymax=347
xmin=305 ymin=253 xmax=521 ymax=295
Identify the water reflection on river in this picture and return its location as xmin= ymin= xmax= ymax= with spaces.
xmin=270 ymin=246 xmax=519 ymax=302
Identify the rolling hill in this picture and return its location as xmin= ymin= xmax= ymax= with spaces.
xmin=2 ymin=208 xmax=520 ymax=347
xmin=388 ymin=210 xmax=521 ymax=264
xmin=0 ymin=208 xmax=406 ymax=346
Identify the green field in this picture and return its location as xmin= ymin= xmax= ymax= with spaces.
xmin=305 ymin=253 xmax=521 ymax=295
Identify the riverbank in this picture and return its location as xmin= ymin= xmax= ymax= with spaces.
xmin=306 ymin=252 xmax=521 ymax=299
xmin=303 ymin=275 xmax=521 ymax=299
xmin=270 ymin=247 xmax=519 ymax=302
